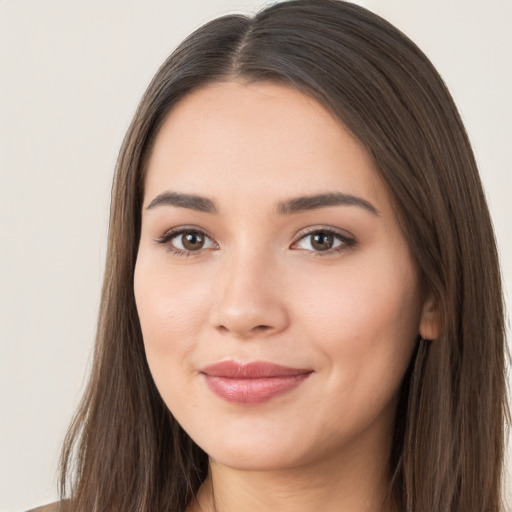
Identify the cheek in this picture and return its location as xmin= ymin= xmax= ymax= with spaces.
xmin=133 ymin=258 xmax=220 ymax=421
xmin=297 ymin=262 xmax=419 ymax=327
xmin=292 ymin=249 xmax=421 ymax=400
xmin=133 ymin=255 xmax=214 ymax=392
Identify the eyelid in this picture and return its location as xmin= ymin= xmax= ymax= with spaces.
xmin=290 ymin=226 xmax=356 ymax=254
xmin=154 ymin=225 xmax=218 ymax=255
xmin=292 ymin=225 xmax=355 ymax=242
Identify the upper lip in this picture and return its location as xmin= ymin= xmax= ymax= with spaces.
xmin=200 ymin=360 xmax=313 ymax=378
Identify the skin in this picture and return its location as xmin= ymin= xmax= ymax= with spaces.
xmin=134 ymin=81 xmax=438 ymax=512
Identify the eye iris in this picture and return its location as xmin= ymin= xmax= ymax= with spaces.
xmin=311 ymin=232 xmax=334 ymax=251
xmin=182 ymin=232 xmax=204 ymax=250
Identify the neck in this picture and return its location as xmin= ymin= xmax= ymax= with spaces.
xmin=189 ymin=445 xmax=395 ymax=512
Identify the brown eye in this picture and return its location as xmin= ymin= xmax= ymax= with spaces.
xmin=158 ymin=228 xmax=216 ymax=254
xmin=181 ymin=232 xmax=205 ymax=251
xmin=311 ymin=232 xmax=334 ymax=251
xmin=292 ymin=229 xmax=353 ymax=254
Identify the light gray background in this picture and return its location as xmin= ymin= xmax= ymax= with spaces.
xmin=1 ymin=1 xmax=511 ymax=511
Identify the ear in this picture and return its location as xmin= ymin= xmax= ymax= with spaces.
xmin=419 ymin=294 xmax=440 ymax=340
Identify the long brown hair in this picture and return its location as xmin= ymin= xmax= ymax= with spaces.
xmin=59 ymin=1 xmax=507 ymax=510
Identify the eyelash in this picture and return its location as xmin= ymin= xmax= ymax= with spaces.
xmin=154 ymin=226 xmax=356 ymax=257
xmin=154 ymin=226 xmax=218 ymax=257
xmin=291 ymin=227 xmax=356 ymax=256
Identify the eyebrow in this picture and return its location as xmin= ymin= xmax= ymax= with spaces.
xmin=146 ymin=192 xmax=217 ymax=213
xmin=145 ymin=191 xmax=378 ymax=216
xmin=276 ymin=193 xmax=379 ymax=216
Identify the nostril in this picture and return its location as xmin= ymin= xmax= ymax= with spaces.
xmin=253 ymin=325 xmax=271 ymax=332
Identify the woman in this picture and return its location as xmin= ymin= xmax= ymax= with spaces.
xmin=31 ymin=0 xmax=507 ymax=511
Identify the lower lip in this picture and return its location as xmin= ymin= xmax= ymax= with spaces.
xmin=203 ymin=373 xmax=312 ymax=404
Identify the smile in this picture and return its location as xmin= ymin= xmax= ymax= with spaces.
xmin=200 ymin=360 xmax=313 ymax=405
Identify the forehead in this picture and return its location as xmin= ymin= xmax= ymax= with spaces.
xmin=144 ymin=81 xmax=388 ymax=213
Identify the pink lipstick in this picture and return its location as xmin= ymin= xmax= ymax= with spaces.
xmin=200 ymin=361 xmax=313 ymax=404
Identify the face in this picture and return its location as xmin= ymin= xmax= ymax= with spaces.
xmin=134 ymin=81 xmax=431 ymax=472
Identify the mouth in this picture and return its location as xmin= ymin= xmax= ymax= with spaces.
xmin=199 ymin=360 xmax=313 ymax=405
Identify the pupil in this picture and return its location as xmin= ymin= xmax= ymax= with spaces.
xmin=312 ymin=233 xmax=333 ymax=251
xmin=182 ymin=232 xmax=204 ymax=250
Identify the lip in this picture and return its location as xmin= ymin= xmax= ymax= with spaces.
xmin=200 ymin=361 xmax=313 ymax=404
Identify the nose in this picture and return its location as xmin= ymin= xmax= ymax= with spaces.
xmin=210 ymin=250 xmax=290 ymax=339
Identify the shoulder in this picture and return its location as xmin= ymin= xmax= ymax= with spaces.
xmin=26 ymin=501 xmax=70 ymax=512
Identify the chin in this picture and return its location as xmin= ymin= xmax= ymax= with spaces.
xmin=208 ymin=444 xmax=306 ymax=472
xmin=191 ymin=423 xmax=349 ymax=473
